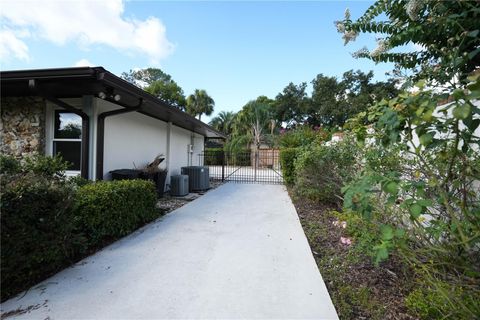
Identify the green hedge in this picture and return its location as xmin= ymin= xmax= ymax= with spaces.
xmin=1 ymin=155 xmax=160 ymax=301
xmin=293 ymin=138 xmax=361 ymax=204
xmin=74 ymin=179 xmax=157 ymax=244
xmin=204 ymin=148 xmax=224 ymax=165
xmin=279 ymin=147 xmax=299 ymax=185
xmin=203 ymin=148 xmax=252 ymax=166
xmin=0 ymin=172 xmax=84 ymax=300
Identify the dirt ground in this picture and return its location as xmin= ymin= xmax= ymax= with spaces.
xmin=291 ymin=195 xmax=417 ymax=320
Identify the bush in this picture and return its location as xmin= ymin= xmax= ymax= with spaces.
xmin=405 ymin=280 xmax=480 ymax=320
xmin=74 ymin=179 xmax=158 ymax=245
xmin=0 ymin=155 xmax=21 ymax=174
xmin=203 ymin=148 xmax=224 ymax=165
xmin=23 ymin=154 xmax=70 ymax=177
xmin=0 ymin=154 xmax=69 ymax=177
xmin=1 ymin=156 xmax=160 ymax=301
xmin=294 ymin=137 xmax=361 ymax=204
xmin=279 ymin=126 xmax=328 ymax=148
xmin=279 ymin=147 xmax=299 ymax=185
xmin=0 ymin=172 xmax=84 ymax=300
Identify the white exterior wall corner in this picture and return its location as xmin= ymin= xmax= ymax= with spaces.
xmin=98 ymin=99 xmax=205 ymax=186
xmin=168 ymin=124 xmax=205 ymax=177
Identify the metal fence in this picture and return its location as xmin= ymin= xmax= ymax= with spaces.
xmin=197 ymin=149 xmax=283 ymax=184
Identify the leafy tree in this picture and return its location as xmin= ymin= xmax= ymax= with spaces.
xmin=274 ymin=82 xmax=311 ymax=128
xmin=121 ymin=68 xmax=186 ymax=110
xmin=309 ymin=74 xmax=343 ymax=127
xmin=209 ymin=111 xmax=236 ymax=137
xmin=336 ymin=0 xmax=480 ymax=84
xmin=145 ymin=81 xmax=186 ymax=110
xmin=186 ymin=89 xmax=215 ymax=121
xmin=121 ymin=68 xmax=170 ymax=86
xmin=337 ymin=2 xmax=480 ymax=317
xmin=309 ymin=70 xmax=398 ymax=127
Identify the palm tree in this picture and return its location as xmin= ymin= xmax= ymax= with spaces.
xmin=209 ymin=111 xmax=236 ymax=137
xmin=231 ymin=101 xmax=273 ymax=151
xmin=186 ymin=89 xmax=215 ymax=121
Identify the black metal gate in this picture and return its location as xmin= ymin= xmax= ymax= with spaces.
xmin=198 ymin=149 xmax=283 ymax=184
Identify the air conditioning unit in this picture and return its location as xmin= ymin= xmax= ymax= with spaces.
xmin=170 ymin=174 xmax=189 ymax=196
xmin=181 ymin=166 xmax=210 ymax=191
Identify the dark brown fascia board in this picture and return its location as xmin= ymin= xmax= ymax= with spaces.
xmin=0 ymin=67 xmax=99 ymax=80
xmin=0 ymin=67 xmax=226 ymax=139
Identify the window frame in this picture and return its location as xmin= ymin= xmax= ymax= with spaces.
xmin=51 ymin=110 xmax=83 ymax=175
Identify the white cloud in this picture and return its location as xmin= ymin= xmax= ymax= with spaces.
xmin=0 ymin=29 xmax=29 ymax=61
xmin=73 ymin=58 xmax=94 ymax=67
xmin=0 ymin=0 xmax=174 ymax=64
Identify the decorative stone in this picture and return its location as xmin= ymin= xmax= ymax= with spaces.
xmin=1 ymin=96 xmax=46 ymax=159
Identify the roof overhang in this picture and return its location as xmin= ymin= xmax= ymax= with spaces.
xmin=0 ymin=67 xmax=226 ymax=139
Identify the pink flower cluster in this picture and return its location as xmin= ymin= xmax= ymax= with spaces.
xmin=340 ymin=237 xmax=352 ymax=246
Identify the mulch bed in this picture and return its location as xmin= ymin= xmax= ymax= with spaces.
xmin=291 ymin=195 xmax=417 ymax=320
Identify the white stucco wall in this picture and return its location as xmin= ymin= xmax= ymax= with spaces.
xmin=97 ymin=99 xmax=205 ymax=187
xmin=45 ymin=98 xmax=206 ymax=185
xmin=168 ymin=125 xmax=205 ymax=176
xmin=102 ymin=110 xmax=168 ymax=178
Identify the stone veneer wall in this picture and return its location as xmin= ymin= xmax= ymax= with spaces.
xmin=1 ymin=96 xmax=46 ymax=158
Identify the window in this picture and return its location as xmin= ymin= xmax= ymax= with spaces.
xmin=53 ymin=111 xmax=82 ymax=171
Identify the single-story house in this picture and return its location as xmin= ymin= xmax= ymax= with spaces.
xmin=0 ymin=67 xmax=225 ymax=188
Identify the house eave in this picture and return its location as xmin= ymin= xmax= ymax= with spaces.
xmin=0 ymin=67 xmax=226 ymax=139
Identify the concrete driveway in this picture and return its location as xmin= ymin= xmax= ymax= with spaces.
xmin=1 ymin=183 xmax=338 ymax=319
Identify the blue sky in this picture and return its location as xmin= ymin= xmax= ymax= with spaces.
xmin=1 ymin=1 xmax=394 ymax=120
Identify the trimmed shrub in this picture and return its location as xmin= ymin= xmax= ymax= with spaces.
xmin=73 ymin=179 xmax=158 ymax=244
xmin=204 ymin=148 xmax=224 ymax=165
xmin=1 ymin=172 xmax=84 ymax=300
xmin=279 ymin=147 xmax=299 ymax=185
xmin=1 ymin=156 xmax=160 ymax=301
xmin=293 ymin=137 xmax=362 ymax=204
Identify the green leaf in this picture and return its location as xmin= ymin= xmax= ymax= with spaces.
xmin=375 ymin=245 xmax=389 ymax=263
xmin=384 ymin=181 xmax=398 ymax=194
xmin=381 ymin=225 xmax=394 ymax=240
xmin=416 ymin=199 xmax=432 ymax=207
xmin=467 ymin=30 xmax=479 ymax=38
xmin=452 ymin=103 xmax=472 ymax=120
xmin=419 ymin=133 xmax=434 ymax=146
xmin=415 ymin=79 xmax=426 ymax=89
xmin=394 ymin=228 xmax=405 ymax=238
xmin=467 ymin=79 xmax=480 ymax=92
xmin=467 ymin=72 xmax=480 ymax=82
xmin=409 ymin=203 xmax=423 ymax=218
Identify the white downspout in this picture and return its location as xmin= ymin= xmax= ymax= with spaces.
xmin=166 ymin=122 xmax=172 ymax=180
